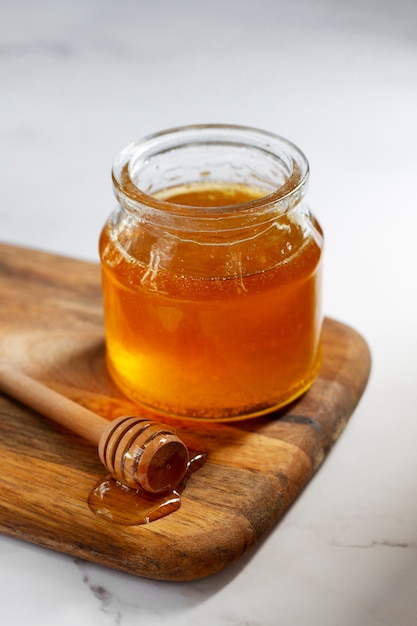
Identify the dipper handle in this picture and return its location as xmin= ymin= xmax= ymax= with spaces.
xmin=0 ymin=362 xmax=189 ymax=493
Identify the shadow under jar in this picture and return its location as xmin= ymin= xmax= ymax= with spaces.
xmin=99 ymin=124 xmax=324 ymax=421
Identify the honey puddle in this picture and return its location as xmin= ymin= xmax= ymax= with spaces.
xmin=88 ymin=435 xmax=206 ymax=525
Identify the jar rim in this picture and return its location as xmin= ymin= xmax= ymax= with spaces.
xmin=112 ymin=123 xmax=310 ymax=221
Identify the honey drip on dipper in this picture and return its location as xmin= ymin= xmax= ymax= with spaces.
xmin=89 ymin=432 xmax=206 ymax=525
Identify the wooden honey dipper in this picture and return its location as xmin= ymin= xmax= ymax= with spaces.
xmin=0 ymin=362 xmax=189 ymax=493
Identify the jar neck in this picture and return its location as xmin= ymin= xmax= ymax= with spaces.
xmin=111 ymin=124 xmax=309 ymax=233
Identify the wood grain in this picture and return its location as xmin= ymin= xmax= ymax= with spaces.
xmin=0 ymin=243 xmax=371 ymax=580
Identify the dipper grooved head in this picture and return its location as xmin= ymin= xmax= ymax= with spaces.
xmin=98 ymin=416 xmax=189 ymax=492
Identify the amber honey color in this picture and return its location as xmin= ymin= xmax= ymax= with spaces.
xmin=100 ymin=182 xmax=323 ymax=420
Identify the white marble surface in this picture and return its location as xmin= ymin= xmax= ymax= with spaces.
xmin=1 ymin=0 xmax=417 ymax=624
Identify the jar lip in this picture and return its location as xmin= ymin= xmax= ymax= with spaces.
xmin=112 ymin=123 xmax=309 ymax=218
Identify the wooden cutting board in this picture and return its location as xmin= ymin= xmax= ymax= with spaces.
xmin=0 ymin=243 xmax=371 ymax=581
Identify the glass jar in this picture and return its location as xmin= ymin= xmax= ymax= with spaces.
xmin=99 ymin=124 xmax=323 ymax=421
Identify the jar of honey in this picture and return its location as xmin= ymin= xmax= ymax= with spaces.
xmin=99 ymin=124 xmax=323 ymax=421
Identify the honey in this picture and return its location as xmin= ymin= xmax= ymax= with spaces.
xmin=99 ymin=125 xmax=324 ymax=420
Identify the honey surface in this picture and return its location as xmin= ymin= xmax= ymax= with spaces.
xmin=100 ymin=183 xmax=322 ymax=419
xmin=154 ymin=182 xmax=268 ymax=206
